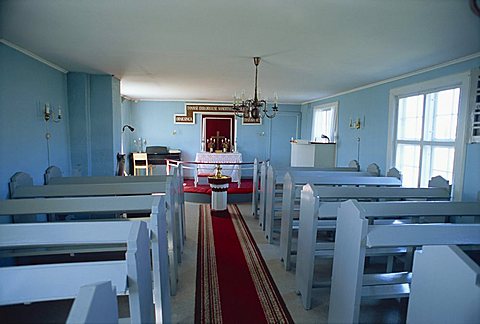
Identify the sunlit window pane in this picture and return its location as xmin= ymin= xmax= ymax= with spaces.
xmin=420 ymin=146 xmax=455 ymax=187
xmin=395 ymin=144 xmax=420 ymax=187
xmin=397 ymin=95 xmax=423 ymax=140
xmin=424 ymin=88 xmax=459 ymax=141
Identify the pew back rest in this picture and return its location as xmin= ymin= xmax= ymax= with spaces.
xmin=288 ymin=173 xmax=402 ymax=188
xmin=314 ymin=186 xmax=450 ymax=201
xmin=44 ymin=166 xmax=63 ymax=184
xmin=47 ymin=174 xmax=169 ymax=185
xmin=9 ymin=172 xmax=33 ymax=198
xmin=276 ymin=170 xmax=373 ymax=183
xmin=10 ymin=180 xmax=169 ymax=199
xmin=0 ymin=194 xmax=158 ymax=216
xmin=0 ymin=220 xmax=143 ymax=248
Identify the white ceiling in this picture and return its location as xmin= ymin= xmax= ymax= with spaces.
xmin=1 ymin=0 xmax=479 ymax=104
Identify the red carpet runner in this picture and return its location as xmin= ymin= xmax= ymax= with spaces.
xmin=195 ymin=204 xmax=293 ymax=323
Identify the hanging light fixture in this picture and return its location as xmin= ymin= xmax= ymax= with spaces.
xmin=233 ymin=57 xmax=278 ymax=119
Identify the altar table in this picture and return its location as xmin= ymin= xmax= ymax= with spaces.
xmin=195 ymin=152 xmax=242 ymax=187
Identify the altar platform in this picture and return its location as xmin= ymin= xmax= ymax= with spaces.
xmin=183 ymin=178 xmax=253 ymax=204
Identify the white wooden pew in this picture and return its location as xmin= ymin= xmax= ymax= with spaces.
xmin=256 ymin=160 xmax=360 ymax=221
xmin=406 ymin=245 xmax=480 ymax=324
xmin=44 ymin=165 xmax=186 ymax=249
xmin=327 ymin=200 xmax=480 ymax=323
xmin=49 ymin=169 xmax=186 ymax=243
xmin=263 ymin=165 xmax=377 ymax=233
xmin=0 ymin=221 xmax=156 ymax=323
xmin=295 ymin=186 xmax=478 ymax=310
xmin=66 ymin=281 xmax=119 ymax=324
xmin=10 ymin=170 xmax=184 ymax=266
xmin=264 ymin=166 xmax=401 ymax=243
xmin=256 ymin=160 xmax=362 ymax=225
xmin=0 ymin=194 xmax=173 ymax=321
xmin=280 ymin=177 xmax=450 ymax=270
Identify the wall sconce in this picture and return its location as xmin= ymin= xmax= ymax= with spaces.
xmin=44 ymin=103 xmax=62 ymax=123
xmin=349 ymin=116 xmax=363 ymax=129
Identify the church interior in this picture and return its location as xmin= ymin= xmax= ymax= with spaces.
xmin=1 ymin=1 xmax=480 ymax=323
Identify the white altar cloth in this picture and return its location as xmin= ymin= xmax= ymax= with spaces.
xmin=195 ymin=152 xmax=242 ymax=186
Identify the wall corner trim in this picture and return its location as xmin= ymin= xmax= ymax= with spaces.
xmin=0 ymin=38 xmax=68 ymax=74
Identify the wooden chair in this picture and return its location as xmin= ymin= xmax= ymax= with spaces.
xmin=133 ymin=152 xmax=149 ymax=176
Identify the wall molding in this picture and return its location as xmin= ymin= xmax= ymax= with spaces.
xmin=0 ymin=39 xmax=68 ymax=74
xmin=302 ymin=52 xmax=480 ymax=105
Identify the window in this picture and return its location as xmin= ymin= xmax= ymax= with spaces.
xmin=312 ymin=102 xmax=338 ymax=143
xmin=387 ymin=72 xmax=470 ymax=199
xmin=395 ymin=89 xmax=459 ymax=187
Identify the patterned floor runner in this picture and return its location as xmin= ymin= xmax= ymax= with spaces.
xmin=195 ymin=204 xmax=293 ymax=323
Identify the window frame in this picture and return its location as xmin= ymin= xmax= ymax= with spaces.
xmin=311 ymin=101 xmax=339 ymax=143
xmin=387 ymin=72 xmax=471 ymax=200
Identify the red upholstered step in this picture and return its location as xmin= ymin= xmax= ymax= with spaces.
xmin=227 ymin=187 xmax=252 ymax=194
xmin=184 ymin=186 xmax=212 ymax=194
xmin=183 ymin=178 xmax=253 ymax=195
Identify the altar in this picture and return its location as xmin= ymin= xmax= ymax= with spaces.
xmin=195 ymin=152 xmax=242 ymax=186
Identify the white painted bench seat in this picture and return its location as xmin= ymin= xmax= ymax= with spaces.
xmin=264 ymin=168 xmax=402 ymax=243
xmin=9 ymin=170 xmax=184 ymax=274
xmin=281 ymin=180 xmax=451 ymax=270
xmin=0 ymin=195 xmax=172 ymax=323
xmin=45 ymin=165 xmax=186 ymax=251
xmin=327 ymin=200 xmax=480 ymax=323
xmin=0 ymin=221 xmax=157 ymax=324
xmin=256 ymin=161 xmax=363 ymax=225
xmin=296 ymin=188 xmax=480 ymax=310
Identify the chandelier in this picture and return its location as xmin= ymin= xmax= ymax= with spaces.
xmin=233 ymin=57 xmax=278 ymax=119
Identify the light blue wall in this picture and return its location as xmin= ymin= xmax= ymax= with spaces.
xmin=68 ymin=73 xmax=121 ymax=176
xmin=129 ymin=101 xmax=301 ymax=175
xmin=89 ymin=75 xmax=119 ymax=176
xmin=67 ymin=73 xmax=91 ymax=176
xmin=301 ymin=57 xmax=480 ymax=201
xmin=0 ymin=44 xmax=70 ymax=206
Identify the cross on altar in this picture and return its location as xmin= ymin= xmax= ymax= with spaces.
xmin=210 ymin=131 xmax=225 ymax=150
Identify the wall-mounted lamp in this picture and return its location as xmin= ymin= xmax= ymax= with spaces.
xmin=349 ymin=116 xmax=363 ymax=129
xmin=44 ymin=103 xmax=62 ymax=123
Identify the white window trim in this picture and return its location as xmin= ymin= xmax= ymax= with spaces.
xmin=387 ymin=72 xmax=472 ymax=200
xmin=311 ymin=101 xmax=339 ymax=142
